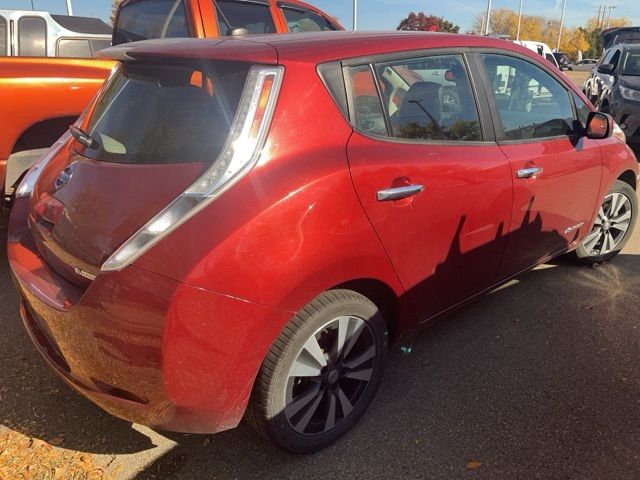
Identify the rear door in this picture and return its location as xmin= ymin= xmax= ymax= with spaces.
xmin=476 ymin=52 xmax=602 ymax=276
xmin=344 ymin=52 xmax=513 ymax=321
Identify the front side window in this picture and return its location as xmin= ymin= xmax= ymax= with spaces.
xmin=57 ymin=39 xmax=92 ymax=58
xmin=114 ymin=0 xmax=190 ymax=45
xmin=480 ymin=54 xmax=576 ymax=140
xmin=609 ymin=49 xmax=622 ymax=69
xmin=0 ymin=16 xmax=7 ymax=56
xmin=374 ymin=54 xmax=482 ymax=142
xmin=215 ymin=0 xmax=276 ymax=36
xmin=621 ymin=50 xmax=640 ymax=76
xmin=281 ymin=7 xmax=337 ymax=32
xmin=18 ymin=17 xmax=46 ymax=56
xmin=573 ymin=92 xmax=591 ymax=128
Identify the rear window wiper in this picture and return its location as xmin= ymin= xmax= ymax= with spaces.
xmin=69 ymin=125 xmax=100 ymax=150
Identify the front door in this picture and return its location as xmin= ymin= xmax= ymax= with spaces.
xmin=345 ymin=53 xmax=513 ymax=321
xmin=477 ymin=53 xmax=603 ymax=276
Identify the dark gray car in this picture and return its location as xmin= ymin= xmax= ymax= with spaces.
xmin=583 ymin=44 xmax=640 ymax=148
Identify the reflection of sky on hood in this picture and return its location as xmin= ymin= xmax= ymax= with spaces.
xmin=0 ymin=0 xmax=637 ymax=36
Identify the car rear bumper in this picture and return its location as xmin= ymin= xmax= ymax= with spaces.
xmin=8 ymin=197 xmax=292 ymax=433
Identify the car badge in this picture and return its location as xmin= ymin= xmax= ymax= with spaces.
xmin=55 ymin=164 xmax=74 ymax=191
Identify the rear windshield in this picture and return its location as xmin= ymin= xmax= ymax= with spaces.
xmin=113 ymin=0 xmax=190 ymax=45
xmin=81 ymin=61 xmax=250 ymax=164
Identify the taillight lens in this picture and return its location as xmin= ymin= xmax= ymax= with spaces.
xmin=101 ymin=65 xmax=284 ymax=272
xmin=15 ymin=132 xmax=71 ymax=199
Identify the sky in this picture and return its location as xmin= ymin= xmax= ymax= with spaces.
xmin=0 ymin=0 xmax=638 ymax=33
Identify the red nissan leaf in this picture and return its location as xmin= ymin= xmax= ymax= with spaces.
xmin=7 ymin=32 xmax=639 ymax=453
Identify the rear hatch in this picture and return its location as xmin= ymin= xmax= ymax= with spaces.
xmin=29 ymin=43 xmax=276 ymax=288
xmin=603 ymin=27 xmax=640 ymax=49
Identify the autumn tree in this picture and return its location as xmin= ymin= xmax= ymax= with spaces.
xmin=110 ymin=0 xmax=123 ymax=25
xmin=397 ymin=12 xmax=460 ymax=33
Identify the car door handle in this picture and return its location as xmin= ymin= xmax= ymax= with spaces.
xmin=516 ymin=167 xmax=543 ymax=179
xmin=376 ymin=184 xmax=425 ymax=201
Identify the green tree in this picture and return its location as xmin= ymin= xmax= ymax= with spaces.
xmin=397 ymin=12 xmax=460 ymax=33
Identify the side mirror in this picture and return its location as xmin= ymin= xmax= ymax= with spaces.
xmin=586 ymin=111 xmax=614 ymax=139
xmin=597 ymin=63 xmax=615 ymax=75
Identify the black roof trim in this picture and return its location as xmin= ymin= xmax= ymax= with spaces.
xmin=51 ymin=15 xmax=112 ymax=35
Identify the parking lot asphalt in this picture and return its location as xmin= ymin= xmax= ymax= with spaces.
xmin=1 ymin=194 xmax=639 ymax=479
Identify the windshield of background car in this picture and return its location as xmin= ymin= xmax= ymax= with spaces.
xmin=621 ymin=50 xmax=640 ymax=76
xmin=80 ymin=60 xmax=250 ymax=164
xmin=113 ymin=0 xmax=190 ymax=45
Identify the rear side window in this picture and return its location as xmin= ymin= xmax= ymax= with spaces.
xmin=18 ymin=17 xmax=47 ymax=56
xmin=373 ymin=54 xmax=482 ymax=142
xmin=90 ymin=39 xmax=112 ymax=56
xmin=480 ymin=54 xmax=576 ymax=140
xmin=114 ymin=0 xmax=190 ymax=45
xmin=82 ymin=61 xmax=251 ymax=164
xmin=347 ymin=65 xmax=387 ymax=136
xmin=0 ymin=16 xmax=6 ymax=56
xmin=281 ymin=7 xmax=337 ymax=32
xmin=215 ymin=0 xmax=276 ymax=36
xmin=57 ymin=39 xmax=92 ymax=58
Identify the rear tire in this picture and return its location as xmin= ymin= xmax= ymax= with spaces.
xmin=575 ymin=180 xmax=637 ymax=264
xmin=246 ymin=289 xmax=388 ymax=453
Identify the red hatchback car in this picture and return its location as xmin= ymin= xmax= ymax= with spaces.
xmin=8 ymin=31 xmax=639 ymax=453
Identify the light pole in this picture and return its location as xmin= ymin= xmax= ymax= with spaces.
xmin=516 ymin=0 xmax=523 ymax=40
xmin=607 ymin=5 xmax=616 ymax=29
xmin=352 ymin=0 xmax=357 ymax=31
xmin=484 ymin=0 xmax=492 ymax=35
xmin=65 ymin=0 xmax=73 ymax=15
xmin=556 ymin=0 xmax=566 ymax=52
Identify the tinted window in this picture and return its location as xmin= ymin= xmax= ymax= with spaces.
xmin=573 ymin=92 xmax=591 ymax=128
xmin=621 ymin=50 xmax=640 ymax=76
xmin=18 ymin=17 xmax=46 ymax=56
xmin=480 ymin=54 xmax=575 ymax=140
xmin=57 ymin=39 xmax=92 ymax=58
xmin=347 ymin=65 xmax=387 ymax=136
xmin=374 ymin=54 xmax=482 ymax=142
xmin=610 ymin=49 xmax=622 ymax=69
xmin=114 ymin=0 xmax=190 ymax=45
xmin=0 ymin=16 xmax=6 ymax=56
xmin=83 ymin=61 xmax=250 ymax=164
xmin=216 ymin=1 xmax=276 ymax=36
xmin=281 ymin=7 xmax=337 ymax=32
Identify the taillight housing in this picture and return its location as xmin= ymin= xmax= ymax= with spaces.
xmin=101 ymin=65 xmax=284 ymax=272
xmin=34 ymin=193 xmax=65 ymax=225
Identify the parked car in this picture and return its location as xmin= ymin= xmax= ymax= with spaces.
xmin=8 ymin=32 xmax=638 ymax=454
xmin=583 ymin=43 xmax=640 ymax=148
xmin=553 ymin=51 xmax=571 ymax=70
xmin=512 ymin=40 xmax=560 ymax=68
xmin=570 ymin=58 xmax=598 ymax=72
xmin=0 ymin=9 xmax=111 ymax=58
xmin=0 ymin=0 xmax=342 ymax=208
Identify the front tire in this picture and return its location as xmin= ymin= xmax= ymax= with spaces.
xmin=575 ymin=180 xmax=637 ymax=264
xmin=246 ymin=290 xmax=388 ymax=453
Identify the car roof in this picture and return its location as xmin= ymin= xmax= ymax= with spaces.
xmin=101 ymin=31 xmax=541 ymax=65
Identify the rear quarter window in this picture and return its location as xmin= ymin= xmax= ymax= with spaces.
xmin=114 ymin=0 xmax=190 ymax=45
xmin=81 ymin=61 xmax=252 ymax=165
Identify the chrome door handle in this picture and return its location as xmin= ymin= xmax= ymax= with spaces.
xmin=376 ymin=184 xmax=425 ymax=202
xmin=516 ymin=167 xmax=543 ymax=179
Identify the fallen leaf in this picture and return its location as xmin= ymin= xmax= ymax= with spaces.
xmin=467 ymin=460 xmax=481 ymax=469
xmin=49 ymin=436 xmax=64 ymax=446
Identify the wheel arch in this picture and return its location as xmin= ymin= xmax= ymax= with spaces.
xmin=331 ymin=278 xmax=401 ymax=343
xmin=618 ymin=169 xmax=637 ymax=191
xmin=11 ymin=116 xmax=77 ymax=154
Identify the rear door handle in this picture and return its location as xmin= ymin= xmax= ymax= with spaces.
xmin=376 ymin=184 xmax=424 ymax=201
xmin=516 ymin=167 xmax=543 ymax=179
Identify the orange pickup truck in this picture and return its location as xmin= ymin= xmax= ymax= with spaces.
xmin=1 ymin=0 xmax=341 ymax=205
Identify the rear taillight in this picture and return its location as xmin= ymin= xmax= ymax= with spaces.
xmin=101 ymin=65 xmax=284 ymax=272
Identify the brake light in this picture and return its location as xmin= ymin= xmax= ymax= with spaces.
xmin=101 ymin=65 xmax=284 ymax=272
xmin=35 ymin=193 xmax=64 ymax=225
